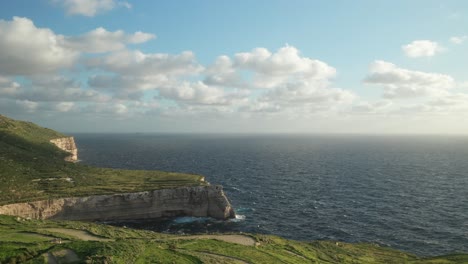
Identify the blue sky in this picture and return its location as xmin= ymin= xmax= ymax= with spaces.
xmin=1 ymin=0 xmax=468 ymax=133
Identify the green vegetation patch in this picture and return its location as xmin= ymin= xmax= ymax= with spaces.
xmin=0 ymin=115 xmax=65 ymax=143
xmin=0 ymin=215 xmax=467 ymax=263
xmin=0 ymin=115 xmax=206 ymax=205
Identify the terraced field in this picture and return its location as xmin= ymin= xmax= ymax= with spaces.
xmin=2 ymin=215 xmax=467 ymax=263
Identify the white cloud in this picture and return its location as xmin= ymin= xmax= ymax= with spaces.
xmin=239 ymin=101 xmax=281 ymax=113
xmin=266 ymin=82 xmax=354 ymax=105
xmin=233 ymin=46 xmax=336 ymax=88
xmin=158 ymin=81 xmax=249 ymax=106
xmin=202 ymin=46 xmax=353 ymax=114
xmin=114 ymin=103 xmax=128 ymax=114
xmin=65 ymin=27 xmax=155 ymax=53
xmin=364 ymin=60 xmax=455 ymax=98
xmin=449 ymin=35 xmax=467 ymax=44
xmin=204 ymin=56 xmax=245 ymax=88
xmin=56 ymin=0 xmax=130 ymax=17
xmin=0 ymin=17 xmax=155 ymax=76
xmin=248 ymin=81 xmax=355 ymax=114
xmin=55 ymin=102 xmax=75 ymax=112
xmin=351 ymin=100 xmax=393 ymax=114
xmin=87 ymin=50 xmax=204 ymax=100
xmin=0 ymin=17 xmax=78 ymax=75
xmin=16 ymin=100 xmax=38 ymax=112
xmin=0 ymin=76 xmax=21 ymax=96
xmin=402 ymin=40 xmax=442 ymax=58
xmin=1 ymin=75 xmax=109 ymax=103
xmin=426 ymin=93 xmax=468 ymax=111
xmin=127 ymin=31 xmax=155 ymax=44
xmin=89 ymin=50 xmax=203 ymax=76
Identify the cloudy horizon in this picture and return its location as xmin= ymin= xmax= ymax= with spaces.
xmin=1 ymin=0 xmax=468 ymax=134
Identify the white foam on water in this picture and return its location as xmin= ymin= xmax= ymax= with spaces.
xmin=229 ymin=214 xmax=246 ymax=222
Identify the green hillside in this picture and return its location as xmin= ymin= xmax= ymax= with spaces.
xmin=0 ymin=216 xmax=468 ymax=263
xmin=1 ymin=215 xmax=466 ymax=263
xmin=0 ymin=115 xmax=205 ymax=205
xmin=0 ymin=115 xmax=66 ymax=143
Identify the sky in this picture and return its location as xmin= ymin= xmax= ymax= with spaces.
xmin=1 ymin=0 xmax=468 ymax=134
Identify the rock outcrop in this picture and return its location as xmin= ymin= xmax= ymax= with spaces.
xmin=50 ymin=137 xmax=78 ymax=162
xmin=0 ymin=185 xmax=235 ymax=221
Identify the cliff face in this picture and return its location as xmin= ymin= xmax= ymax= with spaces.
xmin=0 ymin=185 xmax=235 ymax=221
xmin=50 ymin=137 xmax=78 ymax=162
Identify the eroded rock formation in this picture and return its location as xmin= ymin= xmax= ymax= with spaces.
xmin=0 ymin=185 xmax=235 ymax=221
xmin=50 ymin=137 xmax=78 ymax=162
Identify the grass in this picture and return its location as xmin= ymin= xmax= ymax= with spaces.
xmin=0 ymin=115 xmax=206 ymax=205
xmin=0 ymin=215 xmax=467 ymax=263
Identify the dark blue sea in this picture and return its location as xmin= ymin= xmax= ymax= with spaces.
xmin=74 ymin=134 xmax=468 ymax=256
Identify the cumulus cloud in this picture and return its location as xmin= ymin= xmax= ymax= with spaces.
xmin=88 ymin=75 xmax=165 ymax=100
xmin=204 ymin=46 xmax=336 ymax=89
xmin=202 ymin=46 xmax=352 ymax=114
xmin=89 ymin=50 xmax=203 ymax=76
xmin=0 ymin=17 xmax=155 ymax=76
xmin=55 ymin=0 xmax=131 ymax=17
xmin=0 ymin=20 xmax=354 ymax=123
xmin=16 ymin=100 xmax=38 ymax=112
xmin=351 ymin=100 xmax=393 ymax=114
xmin=0 ymin=17 xmax=78 ymax=75
xmin=0 ymin=75 xmax=109 ymax=103
xmin=65 ymin=27 xmax=155 ymax=53
xmin=449 ymin=35 xmax=467 ymax=44
xmin=265 ymin=81 xmax=354 ymax=105
xmin=55 ymin=102 xmax=75 ymax=112
xmin=127 ymin=31 xmax=155 ymax=44
xmin=402 ymin=40 xmax=443 ymax=58
xmin=158 ymin=81 xmax=249 ymax=106
xmin=245 ymin=81 xmax=355 ymax=114
xmin=426 ymin=93 xmax=468 ymax=111
xmin=87 ymin=50 xmax=204 ymax=100
xmin=364 ymin=60 xmax=455 ymax=98
xmin=235 ymin=46 xmax=336 ymax=88
xmin=0 ymin=76 xmax=21 ymax=96
xmin=204 ymin=56 xmax=245 ymax=88
xmin=85 ymin=45 xmax=351 ymax=114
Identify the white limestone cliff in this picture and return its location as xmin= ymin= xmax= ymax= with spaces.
xmin=0 ymin=185 xmax=235 ymax=221
xmin=50 ymin=137 xmax=78 ymax=162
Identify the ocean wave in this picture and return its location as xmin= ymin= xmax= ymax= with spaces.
xmin=229 ymin=214 xmax=246 ymax=222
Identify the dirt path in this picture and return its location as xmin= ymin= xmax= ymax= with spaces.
xmin=174 ymin=234 xmax=255 ymax=246
xmin=43 ymin=228 xmax=113 ymax=242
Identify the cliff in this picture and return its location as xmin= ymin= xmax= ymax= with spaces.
xmin=1 ymin=115 xmax=235 ymax=222
xmin=0 ymin=185 xmax=235 ymax=221
xmin=50 ymin=137 xmax=78 ymax=162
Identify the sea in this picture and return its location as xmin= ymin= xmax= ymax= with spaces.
xmin=74 ymin=134 xmax=468 ymax=257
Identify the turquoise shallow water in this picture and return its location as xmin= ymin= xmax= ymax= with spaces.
xmin=75 ymin=134 xmax=468 ymax=256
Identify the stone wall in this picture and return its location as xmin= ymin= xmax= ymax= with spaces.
xmin=50 ymin=137 xmax=78 ymax=162
xmin=0 ymin=185 xmax=235 ymax=221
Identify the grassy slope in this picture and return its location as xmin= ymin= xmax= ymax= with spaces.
xmin=0 ymin=215 xmax=466 ymax=264
xmin=0 ymin=115 xmax=205 ymax=205
xmin=1 ymin=115 xmax=467 ymax=263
